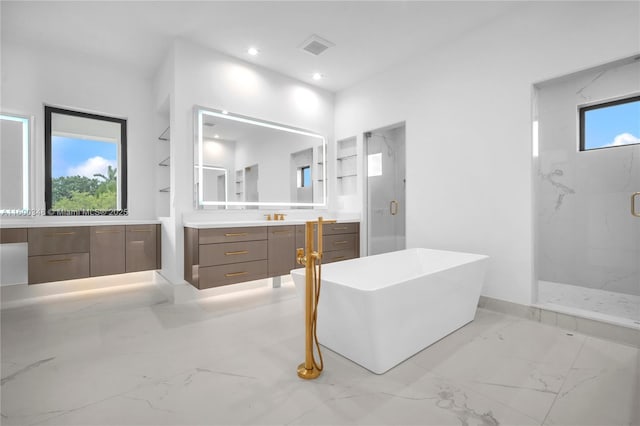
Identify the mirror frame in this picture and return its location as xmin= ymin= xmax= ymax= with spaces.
xmin=0 ymin=112 xmax=31 ymax=214
xmin=195 ymin=106 xmax=327 ymax=208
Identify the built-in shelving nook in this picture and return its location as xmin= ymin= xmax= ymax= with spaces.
xmin=337 ymin=137 xmax=357 ymax=196
xmin=155 ymin=101 xmax=170 ymax=217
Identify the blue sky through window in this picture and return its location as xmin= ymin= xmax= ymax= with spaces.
xmin=583 ymin=99 xmax=640 ymax=150
xmin=52 ymin=136 xmax=117 ymax=178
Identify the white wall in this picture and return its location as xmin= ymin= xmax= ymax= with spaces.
xmin=537 ymin=60 xmax=640 ymax=296
xmin=334 ymin=1 xmax=640 ymax=305
xmin=1 ymin=39 xmax=156 ymax=220
xmin=161 ymin=39 xmax=335 ymax=286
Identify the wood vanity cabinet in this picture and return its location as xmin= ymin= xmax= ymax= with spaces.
xmin=268 ymin=225 xmax=296 ymax=277
xmin=185 ymin=222 xmax=360 ymax=290
xmin=125 ymin=224 xmax=158 ymax=273
xmin=294 ymin=222 xmax=360 ymax=264
xmin=321 ymin=222 xmax=360 ymax=264
xmin=21 ymin=223 xmax=160 ymax=284
xmin=0 ymin=228 xmax=27 ymax=244
xmin=90 ymin=226 xmax=125 ymax=277
xmin=186 ymin=226 xmax=269 ymax=290
xmin=27 ymin=227 xmax=90 ymax=284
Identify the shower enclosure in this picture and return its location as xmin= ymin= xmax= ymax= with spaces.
xmin=534 ymin=58 xmax=640 ymax=327
xmin=364 ymin=124 xmax=406 ymax=256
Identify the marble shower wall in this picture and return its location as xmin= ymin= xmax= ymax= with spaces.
xmin=537 ymin=60 xmax=640 ymax=296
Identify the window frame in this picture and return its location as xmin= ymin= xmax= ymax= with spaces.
xmin=579 ymin=94 xmax=640 ymax=152
xmin=297 ymin=165 xmax=311 ymax=188
xmin=44 ymin=105 xmax=128 ymax=216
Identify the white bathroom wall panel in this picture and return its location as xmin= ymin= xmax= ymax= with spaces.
xmin=537 ymin=61 xmax=640 ymax=296
xmin=1 ymin=40 xmax=156 ymax=220
xmin=162 ymin=40 xmax=335 ymax=284
xmin=334 ymin=1 xmax=640 ymax=305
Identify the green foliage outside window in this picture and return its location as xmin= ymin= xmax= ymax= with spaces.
xmin=52 ymin=166 xmax=117 ymax=211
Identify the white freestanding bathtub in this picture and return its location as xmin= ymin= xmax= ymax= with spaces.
xmin=291 ymin=248 xmax=489 ymax=374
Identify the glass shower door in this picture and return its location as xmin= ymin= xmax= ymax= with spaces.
xmin=365 ymin=125 xmax=406 ymax=256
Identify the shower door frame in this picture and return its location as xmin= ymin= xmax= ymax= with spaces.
xmin=362 ymin=121 xmax=407 ymax=257
xmin=531 ymin=62 xmax=640 ymax=318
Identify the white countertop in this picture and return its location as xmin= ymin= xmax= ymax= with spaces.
xmin=0 ymin=218 xmax=161 ymax=229
xmin=182 ymin=218 xmax=359 ymax=229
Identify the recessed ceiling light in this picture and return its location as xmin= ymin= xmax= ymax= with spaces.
xmin=214 ymin=134 xmax=220 ymax=139
xmin=312 ymin=73 xmax=323 ymax=81
xmin=247 ymin=47 xmax=259 ymax=56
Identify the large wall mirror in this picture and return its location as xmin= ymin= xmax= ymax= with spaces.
xmin=0 ymin=113 xmax=31 ymax=213
xmin=194 ymin=107 xmax=327 ymax=209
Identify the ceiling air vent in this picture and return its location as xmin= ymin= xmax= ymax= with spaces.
xmin=299 ymin=34 xmax=335 ymax=56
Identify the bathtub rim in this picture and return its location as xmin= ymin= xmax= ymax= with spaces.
xmin=290 ymin=247 xmax=489 ymax=292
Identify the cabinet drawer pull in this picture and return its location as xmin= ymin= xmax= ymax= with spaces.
xmin=95 ymin=230 xmax=122 ymax=234
xmin=272 ymin=230 xmax=291 ymax=234
xmin=46 ymin=232 xmax=75 ymax=236
xmin=334 ymin=240 xmax=349 ymax=245
xmin=47 ymin=258 xmax=73 ymax=263
xmin=225 ymin=232 xmax=248 ymax=237
xmin=130 ymin=229 xmax=152 ymax=233
xmin=225 ymin=250 xmax=249 ymax=256
xmin=331 ymin=256 xmax=347 ymax=261
xmin=225 ymin=271 xmax=248 ymax=277
xmin=332 ymin=226 xmax=348 ymax=231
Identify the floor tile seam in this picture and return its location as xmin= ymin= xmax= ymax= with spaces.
xmin=426 ymin=370 xmax=547 ymax=425
xmin=462 ymin=311 xmax=527 ymax=346
xmin=13 ymin=382 xmax=145 ymax=426
xmin=427 ymin=358 xmax=567 ymax=397
xmin=540 ymin=335 xmax=588 ymax=425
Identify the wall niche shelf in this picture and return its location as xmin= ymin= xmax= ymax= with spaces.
xmin=157 ymin=126 xmax=170 ymax=197
xmin=336 ymin=137 xmax=358 ymax=196
xmin=158 ymin=127 xmax=170 ymax=141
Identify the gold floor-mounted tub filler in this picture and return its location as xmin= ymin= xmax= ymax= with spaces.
xmin=296 ymin=216 xmax=336 ymax=380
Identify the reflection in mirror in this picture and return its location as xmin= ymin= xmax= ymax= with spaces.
xmin=194 ymin=165 xmax=228 ymax=209
xmin=0 ymin=113 xmax=30 ymax=213
xmin=195 ymin=107 xmax=326 ymax=209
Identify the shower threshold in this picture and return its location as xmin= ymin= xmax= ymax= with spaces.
xmin=537 ymin=281 xmax=640 ymax=330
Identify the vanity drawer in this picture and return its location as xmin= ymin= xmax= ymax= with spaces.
xmin=28 ymin=227 xmax=89 ymax=256
xmin=28 ymin=253 xmax=90 ymax=284
xmin=323 ymin=249 xmax=356 ymax=264
xmin=323 ymin=222 xmax=359 ymax=236
xmin=199 ymin=240 xmax=268 ymax=267
xmin=323 ymin=233 xmax=357 ymax=252
xmin=198 ymin=260 xmax=268 ymax=289
xmin=199 ymin=226 xmax=267 ymax=244
xmin=1 ymin=228 xmax=27 ymax=244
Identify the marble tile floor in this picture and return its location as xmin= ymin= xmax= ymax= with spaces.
xmin=538 ymin=280 xmax=640 ymax=327
xmin=1 ymin=279 xmax=639 ymax=426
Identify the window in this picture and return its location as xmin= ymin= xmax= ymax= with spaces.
xmin=579 ymin=95 xmax=640 ymax=151
xmin=45 ymin=106 xmax=127 ymax=215
xmin=297 ymin=165 xmax=311 ymax=188
xmin=368 ymin=153 xmax=382 ymax=177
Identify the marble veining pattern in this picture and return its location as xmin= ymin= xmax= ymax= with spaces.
xmin=1 ymin=280 xmax=638 ymax=425
xmin=539 ymin=169 xmax=575 ymax=212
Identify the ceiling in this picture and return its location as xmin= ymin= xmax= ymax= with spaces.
xmin=1 ymin=1 xmax=523 ymax=92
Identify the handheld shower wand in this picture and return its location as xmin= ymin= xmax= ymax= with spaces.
xmin=296 ymin=216 xmax=336 ymax=380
